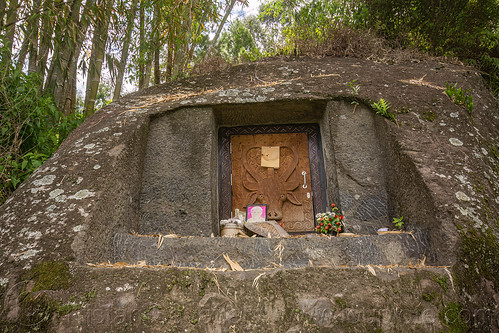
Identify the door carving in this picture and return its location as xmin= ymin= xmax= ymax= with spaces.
xmin=231 ymin=133 xmax=315 ymax=232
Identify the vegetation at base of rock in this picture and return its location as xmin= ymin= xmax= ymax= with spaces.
xmin=346 ymin=79 xmax=360 ymax=96
xmin=457 ymin=230 xmax=499 ymax=291
xmin=433 ymin=276 xmax=448 ymax=292
xmin=26 ymin=261 xmax=72 ymax=292
xmin=392 ymin=216 xmax=404 ymax=229
xmin=422 ymin=110 xmax=437 ymax=122
xmin=439 ymin=302 xmax=468 ymax=333
xmin=56 ymin=302 xmax=82 ymax=316
xmin=371 ymin=98 xmax=397 ymax=124
xmin=255 ymin=0 xmax=499 ymax=97
xmin=445 ymin=82 xmax=474 ymax=114
xmin=0 ymin=51 xmax=83 ymax=205
xmin=422 ymin=292 xmax=436 ymax=302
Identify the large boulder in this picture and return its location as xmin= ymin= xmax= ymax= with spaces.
xmin=1 ymin=56 xmax=497 ymax=331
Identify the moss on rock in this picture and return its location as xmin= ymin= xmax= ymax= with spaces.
xmin=26 ymin=261 xmax=71 ymax=291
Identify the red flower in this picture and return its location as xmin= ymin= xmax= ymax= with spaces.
xmin=338 ymin=228 xmax=341 ymax=232
xmin=316 ymin=226 xmax=320 ymax=229
xmin=280 ymin=223 xmax=284 ymax=227
xmin=331 ymin=204 xmax=335 ymax=208
xmin=339 ymin=215 xmax=344 ymax=220
xmin=328 ymin=223 xmax=332 ymax=227
xmin=336 ymin=222 xmax=340 ymax=226
xmin=319 ymin=222 xmax=323 ymax=226
xmin=325 ymin=225 xmax=330 ymax=230
xmin=334 ymin=215 xmax=338 ymax=218
xmin=329 ymin=217 xmax=332 ymax=221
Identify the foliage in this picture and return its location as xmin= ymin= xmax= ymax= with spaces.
xmin=372 ymin=98 xmax=397 ymax=123
xmin=392 ymin=216 xmax=404 ymax=230
xmin=94 ymin=83 xmax=112 ymax=111
xmin=439 ymin=302 xmax=468 ymax=333
xmin=315 ymin=203 xmax=345 ymax=235
xmin=254 ymin=0 xmax=499 ymax=96
xmin=445 ymin=82 xmax=473 ymax=114
xmin=355 ymin=0 xmax=499 ymax=96
xmin=26 ymin=261 xmax=71 ymax=292
xmin=0 ymin=51 xmax=83 ymax=205
xmin=218 ymin=17 xmax=263 ymax=62
xmin=347 ymin=79 xmax=360 ymax=95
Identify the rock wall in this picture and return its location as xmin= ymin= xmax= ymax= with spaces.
xmin=138 ymin=107 xmax=217 ymax=236
xmin=0 ymin=57 xmax=497 ymax=331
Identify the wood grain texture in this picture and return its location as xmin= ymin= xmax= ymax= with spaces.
xmin=231 ymin=133 xmax=314 ymax=232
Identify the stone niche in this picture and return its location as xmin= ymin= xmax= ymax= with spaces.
xmin=137 ymin=100 xmax=435 ymax=247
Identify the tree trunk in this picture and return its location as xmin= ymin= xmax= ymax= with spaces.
xmin=16 ymin=0 xmax=43 ymax=72
xmin=166 ymin=17 xmax=175 ymax=80
xmin=143 ymin=57 xmax=152 ymax=88
xmin=113 ymin=0 xmax=138 ymax=100
xmin=153 ymin=1 xmax=161 ymax=85
xmin=44 ymin=0 xmax=83 ymax=112
xmin=0 ymin=1 xmax=6 ymax=27
xmin=36 ymin=0 xmax=56 ymax=83
xmin=173 ymin=3 xmax=191 ymax=79
xmin=84 ymin=1 xmax=111 ymax=117
xmin=207 ymin=0 xmax=237 ymax=57
xmin=61 ymin=0 xmax=97 ymax=115
xmin=4 ymin=0 xmax=19 ymax=58
xmin=138 ymin=1 xmax=146 ymax=89
xmin=27 ymin=0 xmax=43 ymax=74
xmin=17 ymin=33 xmax=29 ymax=68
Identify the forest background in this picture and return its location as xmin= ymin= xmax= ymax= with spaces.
xmin=1 ymin=0 xmax=498 ymax=205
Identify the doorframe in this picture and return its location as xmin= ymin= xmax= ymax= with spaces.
xmin=218 ymin=124 xmax=328 ymax=229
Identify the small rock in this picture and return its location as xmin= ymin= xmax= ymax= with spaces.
xmin=449 ymin=138 xmax=463 ymax=146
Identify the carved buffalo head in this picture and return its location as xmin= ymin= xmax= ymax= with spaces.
xmin=242 ymin=146 xmax=302 ymax=220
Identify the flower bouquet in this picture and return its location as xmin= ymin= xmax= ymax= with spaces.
xmin=315 ymin=204 xmax=345 ymax=236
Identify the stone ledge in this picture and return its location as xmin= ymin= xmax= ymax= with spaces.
xmin=112 ymin=231 xmax=429 ymax=269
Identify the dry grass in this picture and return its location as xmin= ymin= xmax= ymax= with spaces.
xmin=293 ymin=24 xmax=428 ymax=65
xmin=191 ymin=55 xmax=232 ymax=76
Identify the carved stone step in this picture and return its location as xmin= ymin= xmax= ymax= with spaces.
xmin=112 ymin=231 xmax=430 ymax=269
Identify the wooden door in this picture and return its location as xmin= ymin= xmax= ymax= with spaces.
xmin=231 ymin=133 xmax=315 ymax=232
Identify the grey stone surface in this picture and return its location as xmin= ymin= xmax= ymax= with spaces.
xmin=1 ymin=57 xmax=498 ymax=331
xmin=327 ymin=101 xmax=390 ymax=234
xmin=138 ymin=107 xmax=217 ymax=236
xmin=112 ymin=232 xmax=429 ymax=268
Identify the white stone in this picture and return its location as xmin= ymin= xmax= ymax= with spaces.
xmin=84 ymin=144 xmax=96 ymax=149
xmin=70 ymin=190 xmax=95 ymax=200
xmin=73 ymin=225 xmax=85 ymax=232
xmin=0 ymin=278 xmax=9 ymax=287
xmin=93 ymin=165 xmax=101 ymax=170
xmin=450 ymin=112 xmax=459 ymax=118
xmin=455 ymin=191 xmax=470 ymax=201
xmin=49 ymin=189 xmax=65 ymax=199
xmin=78 ymin=207 xmax=89 ymax=217
xmin=17 ymin=249 xmax=40 ymax=260
xmin=95 ymin=127 xmax=110 ymax=133
xmin=33 ymin=175 xmax=56 ymax=186
xmin=449 ymin=138 xmax=463 ymax=146
xmin=26 ymin=231 xmax=42 ymax=240
xmin=55 ymin=195 xmax=67 ymax=203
